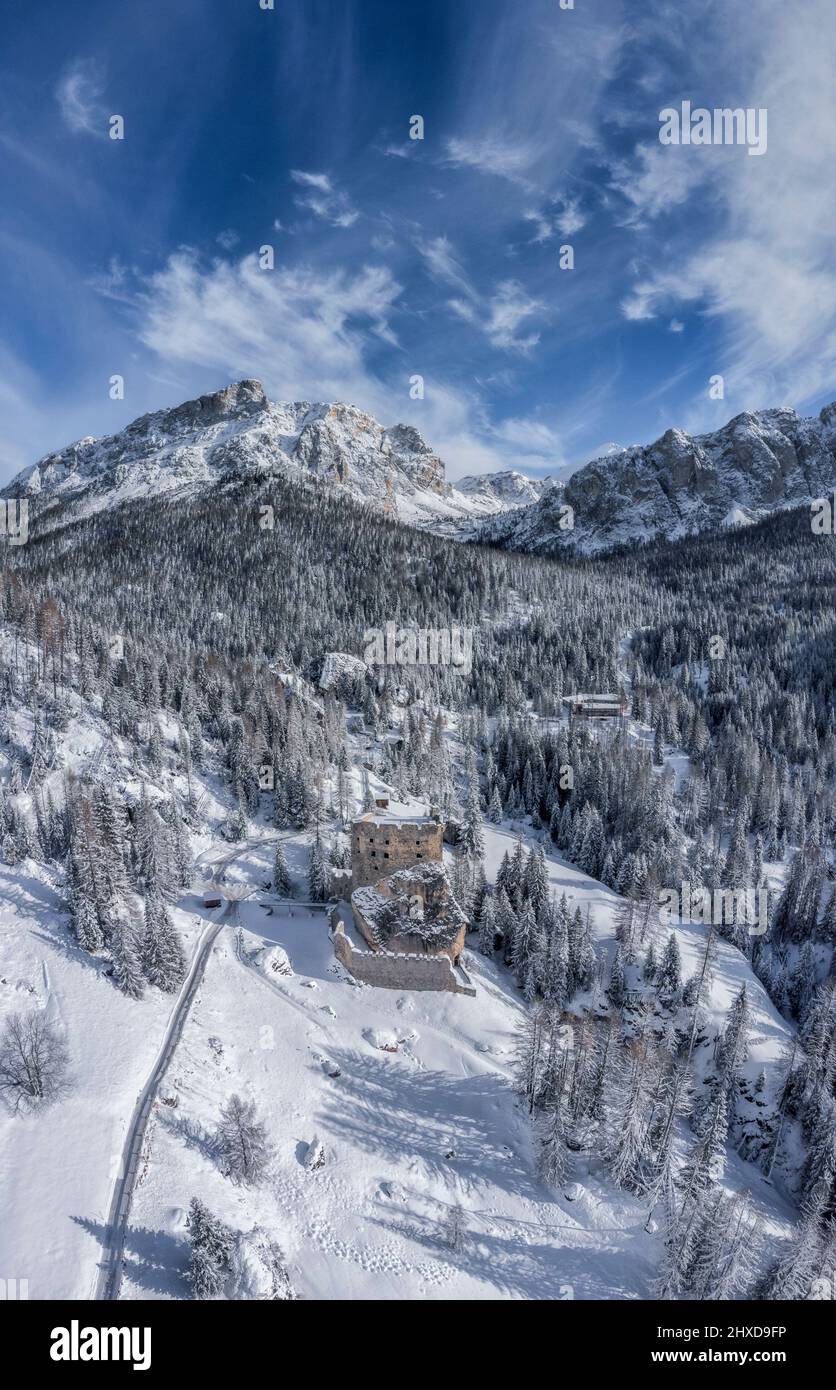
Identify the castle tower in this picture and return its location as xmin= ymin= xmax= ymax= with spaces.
xmin=351 ymin=810 xmax=443 ymax=890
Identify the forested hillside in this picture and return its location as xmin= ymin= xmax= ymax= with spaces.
xmin=1 ymin=476 xmax=834 ymax=1300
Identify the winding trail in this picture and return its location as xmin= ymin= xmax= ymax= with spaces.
xmin=92 ymin=835 xmax=273 ymax=1301
xmin=93 ymin=902 xmax=232 ymax=1300
xmin=92 ymin=830 xmax=328 ymax=1299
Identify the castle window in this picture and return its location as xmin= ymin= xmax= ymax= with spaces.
xmin=416 ymin=852 xmax=422 ymax=859
xmin=370 ymin=850 xmax=376 ymax=857
xmin=385 ymin=839 xmax=390 ymax=846
xmin=384 ymin=852 xmax=389 ymax=859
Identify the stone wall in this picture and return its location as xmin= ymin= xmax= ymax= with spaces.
xmin=330 ymin=914 xmax=475 ymax=996
xmin=351 ymin=816 xmax=444 ymax=889
xmin=352 ymin=888 xmax=467 ymax=964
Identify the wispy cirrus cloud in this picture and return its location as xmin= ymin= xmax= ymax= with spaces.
xmin=524 ymin=198 xmax=587 ymax=243
xmin=290 ymin=170 xmax=359 ymax=228
xmin=443 ymin=134 xmax=539 ymax=188
xmin=9 ymin=0 xmax=836 ymax=492
xmin=415 ymin=233 xmax=544 ymax=353
xmin=416 ymin=235 xmax=476 ymax=299
xmin=609 ymin=143 xmax=710 ymax=228
xmin=55 ymin=58 xmax=107 ymax=138
xmin=136 ymin=250 xmax=400 ymax=405
xmin=616 ymin=0 xmax=836 ymax=419
xmin=128 ymin=248 xmax=554 ymax=484
xmin=451 ymin=280 xmax=544 ymax=354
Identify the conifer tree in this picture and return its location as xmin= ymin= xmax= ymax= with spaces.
xmin=215 ymin=1094 xmax=272 ymax=1185
xmin=477 ymin=895 xmax=497 ymax=956
xmin=657 ymin=933 xmax=682 ymax=999
xmin=142 ymin=893 xmax=187 ymax=991
xmin=308 ymin=830 xmax=329 ymax=902
xmin=459 ymin=780 xmax=485 ymax=859
xmin=186 ymin=1197 xmax=234 ymax=1300
xmin=110 ymin=916 xmax=144 ymax=999
xmin=537 ymin=1101 xmax=571 ymax=1188
xmin=273 ymin=840 xmax=293 ymax=897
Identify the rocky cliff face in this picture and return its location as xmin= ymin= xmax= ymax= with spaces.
xmin=480 ymin=403 xmax=836 ymax=555
xmin=10 ymin=380 xmax=828 ymax=555
xmin=4 ymin=380 xmax=527 ymax=530
xmin=456 ymin=469 xmax=549 ymax=509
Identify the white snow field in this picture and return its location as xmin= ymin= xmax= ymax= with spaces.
xmin=119 ymin=896 xmax=656 ymax=1300
xmin=0 ymin=856 xmax=206 ymax=1299
xmin=111 ymin=815 xmax=793 ymax=1302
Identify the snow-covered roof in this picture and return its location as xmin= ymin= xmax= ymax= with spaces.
xmin=387 ymin=862 xmax=448 ymax=890
xmin=355 ymin=811 xmax=440 ymax=828
xmin=563 ymin=693 xmax=625 ymax=704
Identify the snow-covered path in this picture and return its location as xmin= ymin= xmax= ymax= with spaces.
xmin=93 ymin=906 xmax=230 ymax=1300
xmin=120 ymin=891 xmax=664 ymax=1301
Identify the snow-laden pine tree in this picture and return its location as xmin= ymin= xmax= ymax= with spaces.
xmin=681 ymin=1083 xmax=730 ymax=1195
xmin=66 ymin=849 xmax=104 ymax=953
xmin=186 ymin=1197 xmax=234 ymax=1299
xmin=656 ymin=932 xmax=681 ymax=999
xmin=477 ymin=894 xmax=497 ymax=956
xmin=132 ymin=783 xmax=160 ymax=894
xmin=67 ymin=791 xmax=113 ymax=946
xmin=142 ymin=893 xmax=187 ymax=992
xmin=273 ymin=839 xmax=293 ymax=896
xmin=603 ymin=1041 xmax=653 ymax=1194
xmin=515 ymin=1004 xmax=551 ymax=1114
xmin=459 ymin=779 xmax=485 ymax=859
xmin=755 ymin=1180 xmax=834 ymax=1300
xmin=110 ymin=916 xmax=144 ymax=999
xmin=444 ymin=1202 xmax=466 ymax=1254
xmin=511 ymin=903 xmax=536 ymax=986
xmin=308 ymin=830 xmax=329 ymax=902
xmin=537 ymin=1101 xmax=571 ymax=1189
xmin=215 ymin=1094 xmax=272 ymax=1185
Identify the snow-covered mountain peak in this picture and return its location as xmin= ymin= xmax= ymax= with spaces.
xmin=455 ymin=469 xmax=549 ymax=508
xmin=481 ymin=398 xmax=836 ymax=555
xmin=4 ymin=382 xmax=544 ymax=532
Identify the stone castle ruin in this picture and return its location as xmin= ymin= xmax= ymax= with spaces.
xmin=350 ymin=806 xmax=444 ymax=889
xmin=329 ymin=806 xmax=474 ymax=995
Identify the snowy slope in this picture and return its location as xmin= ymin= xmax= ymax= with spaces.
xmin=455 ymin=470 xmax=550 ymax=509
xmin=111 ymin=809 xmax=797 ymax=1302
xmin=0 ymin=790 xmax=799 ymax=1300
xmin=0 ymin=850 xmax=213 ymax=1298
xmin=0 ymin=621 xmax=802 ymax=1301
xmin=2 ymin=381 xmax=542 ymax=535
xmin=118 ymin=883 xmax=656 ymax=1301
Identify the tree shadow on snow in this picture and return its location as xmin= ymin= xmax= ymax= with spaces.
xmin=119 ymin=1226 xmax=189 ymax=1298
xmin=156 ymin=1107 xmax=216 ymax=1163
xmin=28 ymin=927 xmax=107 ymax=979
xmin=369 ymin=1202 xmax=651 ymax=1300
xmin=318 ymin=1048 xmax=540 ymax=1199
xmin=71 ymin=1214 xmax=188 ymax=1298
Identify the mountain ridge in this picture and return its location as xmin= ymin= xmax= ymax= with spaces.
xmin=480 ymin=401 xmax=836 ymax=554
xmin=7 ymin=381 xmax=836 ymax=555
xmin=3 ymin=380 xmax=542 ymax=533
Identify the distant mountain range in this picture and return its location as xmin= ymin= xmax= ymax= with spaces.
xmin=6 ymin=380 xmax=836 ymax=555
xmin=480 ymin=404 xmax=836 ymax=555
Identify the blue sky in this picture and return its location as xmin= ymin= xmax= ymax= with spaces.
xmin=2 ymin=0 xmax=836 ymax=482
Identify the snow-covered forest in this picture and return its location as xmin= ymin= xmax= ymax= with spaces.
xmin=0 ymin=460 xmax=833 ymax=1302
